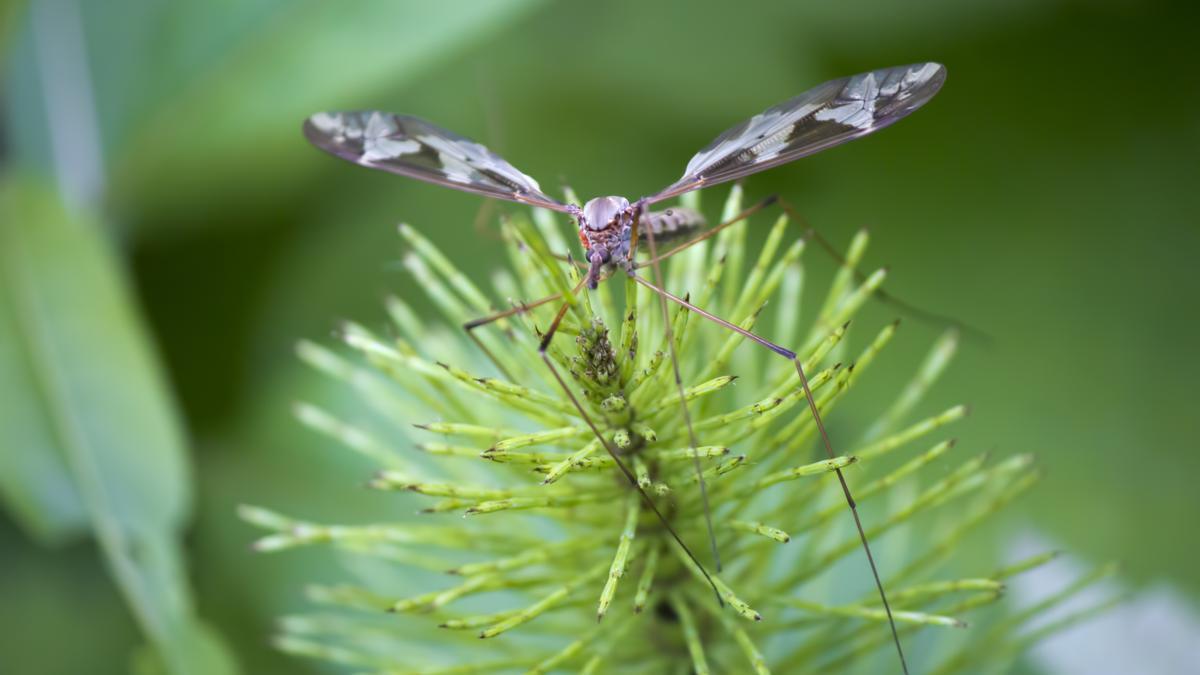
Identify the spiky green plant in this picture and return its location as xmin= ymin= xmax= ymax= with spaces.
xmin=241 ymin=187 xmax=1114 ymax=673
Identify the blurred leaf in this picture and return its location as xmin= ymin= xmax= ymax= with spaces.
xmin=0 ymin=174 xmax=187 ymax=538
xmin=0 ymin=174 xmax=235 ymax=673
xmin=102 ymin=0 xmax=546 ymax=233
xmin=0 ymin=253 xmax=89 ymax=541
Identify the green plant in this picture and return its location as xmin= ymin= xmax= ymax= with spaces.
xmin=242 ymin=187 xmax=1113 ymax=673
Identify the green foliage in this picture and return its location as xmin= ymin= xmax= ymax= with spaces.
xmin=245 ymin=188 xmax=1111 ymax=672
xmin=2 ymin=1 xmax=1191 ymax=671
xmin=0 ymin=174 xmax=233 ymax=673
xmin=0 ymin=3 xmax=548 ymax=670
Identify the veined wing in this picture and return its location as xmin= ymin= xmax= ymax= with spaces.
xmin=303 ymin=111 xmax=572 ymax=213
xmin=648 ymin=63 xmax=946 ymax=204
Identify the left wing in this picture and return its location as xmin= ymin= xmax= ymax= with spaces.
xmin=303 ymin=111 xmax=572 ymax=213
xmin=648 ymin=63 xmax=946 ymax=204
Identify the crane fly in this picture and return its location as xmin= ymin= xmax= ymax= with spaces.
xmin=305 ymin=62 xmax=946 ymax=673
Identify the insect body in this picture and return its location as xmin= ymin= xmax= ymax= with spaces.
xmin=305 ymin=62 xmax=946 ymax=674
xmin=573 ymin=197 xmax=706 ymax=288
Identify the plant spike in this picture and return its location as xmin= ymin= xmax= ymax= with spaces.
xmin=627 ymin=272 xmax=909 ymax=672
xmin=534 ymin=297 xmax=725 ymax=606
xmin=635 ymin=196 xmax=724 ymax=573
xmin=671 ymin=592 xmax=711 ymax=675
xmin=248 ymin=200 xmax=1113 ymax=670
xmin=596 ymin=495 xmax=640 ymax=621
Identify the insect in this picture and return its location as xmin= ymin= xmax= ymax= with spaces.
xmin=305 ymin=62 xmax=946 ymax=674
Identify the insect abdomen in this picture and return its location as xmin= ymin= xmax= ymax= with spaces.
xmin=644 ymin=207 xmax=705 ymax=244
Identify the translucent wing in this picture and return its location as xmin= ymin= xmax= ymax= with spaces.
xmin=648 ymin=63 xmax=946 ymax=204
xmin=303 ymin=111 xmax=571 ymax=212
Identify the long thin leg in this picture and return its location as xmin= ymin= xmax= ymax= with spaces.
xmin=640 ymin=193 xmax=987 ymax=346
xmin=777 ymin=197 xmax=992 ymax=344
xmin=461 ymin=277 xmax=589 ymax=381
xmin=461 ymin=267 xmax=615 ymax=334
xmin=464 ymin=329 xmax=516 ymax=382
xmin=629 ymin=272 xmax=909 ymax=675
xmin=635 ymin=195 xmax=778 ymax=269
xmin=635 ymin=205 xmax=723 ymax=573
xmin=461 ymin=294 xmax=562 ymax=383
xmin=535 ymin=297 xmax=724 ymax=607
xmin=463 ymin=289 xmax=565 ymax=332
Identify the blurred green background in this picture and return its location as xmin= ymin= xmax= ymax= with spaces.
xmin=2 ymin=0 xmax=1197 ymax=672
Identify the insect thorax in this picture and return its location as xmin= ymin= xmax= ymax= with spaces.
xmin=579 ymin=197 xmax=635 ymax=287
xmin=578 ymin=196 xmax=706 ymax=288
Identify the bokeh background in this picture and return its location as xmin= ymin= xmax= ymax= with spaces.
xmin=2 ymin=0 xmax=1197 ymax=673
